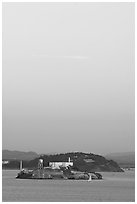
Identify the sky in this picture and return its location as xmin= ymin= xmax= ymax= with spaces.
xmin=2 ymin=2 xmax=135 ymax=155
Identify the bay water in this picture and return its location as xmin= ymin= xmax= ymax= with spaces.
xmin=2 ymin=170 xmax=135 ymax=202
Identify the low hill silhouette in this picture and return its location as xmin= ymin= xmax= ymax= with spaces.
xmin=105 ymin=152 xmax=135 ymax=168
xmin=3 ymin=151 xmax=123 ymax=172
xmin=2 ymin=150 xmax=39 ymax=161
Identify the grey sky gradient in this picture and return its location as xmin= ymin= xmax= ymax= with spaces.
xmin=2 ymin=3 xmax=135 ymax=154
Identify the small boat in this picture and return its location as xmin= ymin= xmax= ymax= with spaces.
xmin=88 ymin=173 xmax=92 ymax=181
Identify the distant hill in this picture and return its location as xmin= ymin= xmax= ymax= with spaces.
xmin=3 ymin=151 xmax=123 ymax=172
xmin=2 ymin=150 xmax=39 ymax=161
xmin=105 ymin=152 xmax=135 ymax=168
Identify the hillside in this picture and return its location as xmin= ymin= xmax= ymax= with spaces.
xmin=3 ymin=151 xmax=123 ymax=172
xmin=105 ymin=152 xmax=135 ymax=168
xmin=2 ymin=150 xmax=39 ymax=161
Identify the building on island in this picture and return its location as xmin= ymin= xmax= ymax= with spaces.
xmin=2 ymin=160 xmax=9 ymax=164
xmin=49 ymin=157 xmax=73 ymax=169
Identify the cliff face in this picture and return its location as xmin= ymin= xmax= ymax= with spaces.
xmin=2 ymin=152 xmax=123 ymax=172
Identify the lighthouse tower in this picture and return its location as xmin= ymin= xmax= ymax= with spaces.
xmin=38 ymin=159 xmax=44 ymax=169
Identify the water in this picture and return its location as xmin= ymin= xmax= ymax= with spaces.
xmin=2 ymin=170 xmax=135 ymax=202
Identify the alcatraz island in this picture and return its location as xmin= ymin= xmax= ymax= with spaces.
xmin=2 ymin=151 xmax=124 ymax=180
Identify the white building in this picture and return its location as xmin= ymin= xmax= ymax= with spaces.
xmin=2 ymin=160 xmax=9 ymax=164
xmin=49 ymin=157 xmax=73 ymax=169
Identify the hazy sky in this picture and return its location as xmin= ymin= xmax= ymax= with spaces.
xmin=2 ymin=3 xmax=135 ymax=154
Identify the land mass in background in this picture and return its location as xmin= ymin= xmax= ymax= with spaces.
xmin=105 ymin=152 xmax=135 ymax=168
xmin=2 ymin=150 xmax=130 ymax=172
